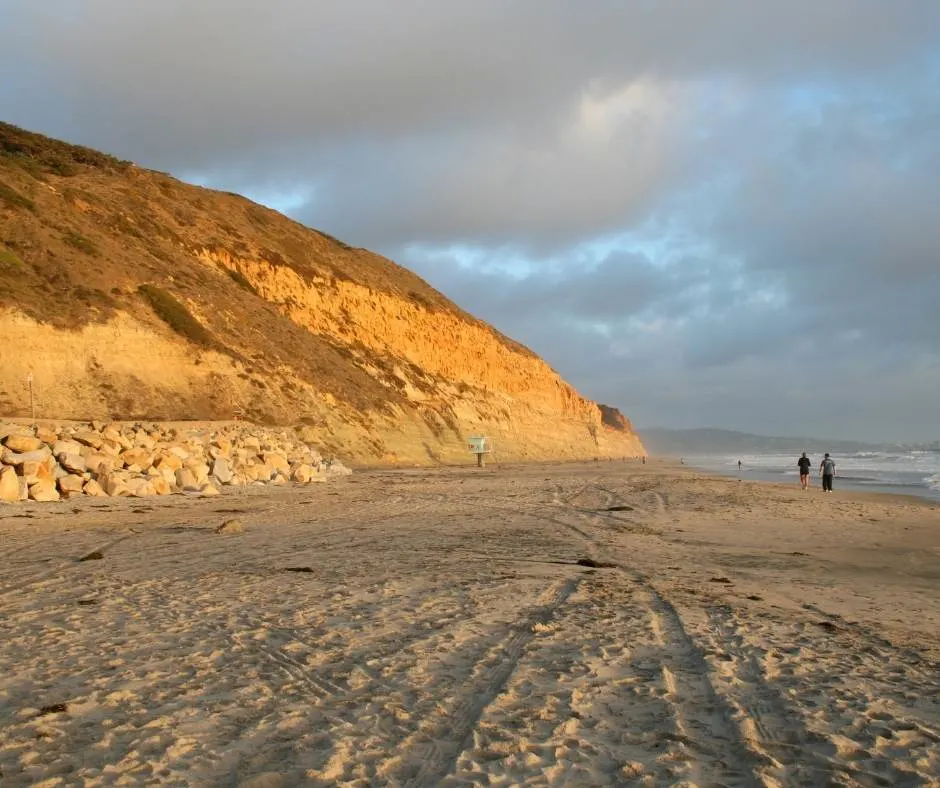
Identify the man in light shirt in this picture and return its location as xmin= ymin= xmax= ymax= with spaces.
xmin=819 ymin=453 xmax=836 ymax=492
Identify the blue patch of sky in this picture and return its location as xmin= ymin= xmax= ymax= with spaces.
xmin=403 ymin=242 xmax=536 ymax=280
xmin=782 ymin=83 xmax=842 ymax=120
xmin=237 ymin=186 xmax=314 ymax=217
xmin=178 ymin=171 xmax=315 ymax=219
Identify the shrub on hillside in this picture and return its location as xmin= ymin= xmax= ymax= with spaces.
xmin=318 ymin=230 xmax=353 ymax=250
xmin=138 ymin=284 xmax=214 ymax=347
xmin=63 ymin=230 xmax=99 ymax=256
xmin=0 ymin=122 xmax=131 ymax=177
xmin=0 ymin=180 xmax=36 ymax=212
xmin=72 ymin=285 xmax=117 ymax=308
xmin=0 ymin=247 xmax=24 ymax=270
xmin=226 ymin=268 xmax=259 ymax=296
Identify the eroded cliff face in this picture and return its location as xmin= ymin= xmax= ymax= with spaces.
xmin=195 ymin=247 xmax=594 ymax=415
xmin=0 ymin=122 xmax=645 ymax=464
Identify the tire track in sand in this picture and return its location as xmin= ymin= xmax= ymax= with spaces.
xmin=704 ymin=603 xmax=838 ymax=786
xmin=633 ymin=576 xmax=763 ymax=787
xmin=0 ymin=529 xmax=138 ymax=602
xmin=553 ymin=479 xmax=761 ymax=784
xmin=392 ymin=576 xmax=582 ymax=788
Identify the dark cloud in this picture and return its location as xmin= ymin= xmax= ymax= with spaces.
xmin=5 ymin=1 xmax=940 ymax=247
xmin=2 ymin=1 xmax=939 ymax=440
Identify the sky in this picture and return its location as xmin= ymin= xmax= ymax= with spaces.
xmin=2 ymin=1 xmax=939 ymax=442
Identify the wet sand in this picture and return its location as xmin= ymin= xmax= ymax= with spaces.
xmin=1 ymin=460 xmax=938 ymax=786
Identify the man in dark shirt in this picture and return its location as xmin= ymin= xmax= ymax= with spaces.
xmin=797 ymin=452 xmax=811 ymax=490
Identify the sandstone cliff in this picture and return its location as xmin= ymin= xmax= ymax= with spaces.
xmin=0 ymin=123 xmax=645 ymax=464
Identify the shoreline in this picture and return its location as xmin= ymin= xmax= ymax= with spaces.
xmin=671 ymin=454 xmax=940 ymax=504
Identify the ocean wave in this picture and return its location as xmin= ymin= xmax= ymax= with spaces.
xmin=849 ymin=479 xmax=915 ymax=488
xmin=687 ymin=452 xmax=940 ymax=501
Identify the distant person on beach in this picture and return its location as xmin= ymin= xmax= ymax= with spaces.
xmin=819 ymin=452 xmax=836 ymax=492
xmin=738 ymin=459 xmax=742 ymax=472
xmin=798 ymin=452 xmax=812 ymax=490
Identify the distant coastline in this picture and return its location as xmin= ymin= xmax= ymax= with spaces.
xmin=640 ymin=427 xmax=938 ymax=456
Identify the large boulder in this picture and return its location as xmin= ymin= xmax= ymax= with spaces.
xmin=150 ymin=476 xmax=172 ymax=496
xmin=211 ymin=457 xmax=233 ymax=485
xmin=133 ymin=431 xmax=156 ymax=450
xmin=127 ymin=478 xmax=157 ymax=498
xmin=175 ymin=467 xmax=200 ymax=491
xmin=185 ymin=461 xmax=210 ymax=486
xmin=3 ymin=434 xmax=45 ymax=453
xmin=324 ymin=459 xmax=352 ymax=477
xmin=244 ymin=463 xmax=272 ymax=482
xmin=8 ymin=458 xmax=31 ymax=479
xmin=29 ymin=479 xmax=60 ymax=502
xmin=100 ymin=472 xmax=134 ymax=497
xmin=121 ymin=447 xmax=153 ymax=471
xmin=58 ymin=453 xmax=87 ymax=474
xmin=100 ymin=439 xmax=124 ymax=457
xmin=0 ymin=466 xmax=20 ymax=502
xmin=154 ymin=466 xmax=177 ymax=487
xmin=154 ymin=453 xmax=183 ymax=472
xmin=102 ymin=426 xmax=123 ymax=443
xmin=35 ymin=426 xmax=58 ymax=444
xmin=83 ymin=479 xmax=108 ymax=497
xmin=58 ymin=474 xmax=85 ymax=496
xmin=84 ymin=453 xmax=115 ymax=476
xmin=21 ymin=457 xmax=57 ymax=485
xmin=291 ymin=464 xmax=313 ymax=484
xmin=53 ymin=439 xmax=84 ymax=457
xmin=72 ymin=431 xmax=103 ymax=450
xmin=1 ymin=448 xmax=51 ymax=466
xmin=263 ymin=452 xmax=290 ymax=474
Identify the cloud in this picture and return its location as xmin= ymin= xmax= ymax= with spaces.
xmin=2 ymin=1 xmax=939 ymax=440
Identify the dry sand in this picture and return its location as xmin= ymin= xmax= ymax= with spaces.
xmin=0 ymin=460 xmax=938 ymax=787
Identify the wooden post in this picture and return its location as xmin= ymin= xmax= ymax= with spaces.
xmin=477 ymin=452 xmax=485 ymax=468
xmin=27 ymin=372 xmax=35 ymax=423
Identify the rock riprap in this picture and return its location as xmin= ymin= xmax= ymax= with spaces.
xmin=0 ymin=422 xmax=350 ymax=502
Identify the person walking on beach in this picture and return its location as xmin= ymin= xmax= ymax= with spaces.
xmin=798 ymin=452 xmax=812 ymax=490
xmin=819 ymin=452 xmax=836 ymax=492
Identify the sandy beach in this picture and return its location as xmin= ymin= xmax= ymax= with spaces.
xmin=1 ymin=460 xmax=938 ymax=786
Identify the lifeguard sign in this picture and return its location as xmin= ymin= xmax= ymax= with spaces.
xmin=467 ymin=435 xmax=492 ymax=467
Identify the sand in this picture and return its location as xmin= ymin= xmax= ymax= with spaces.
xmin=0 ymin=460 xmax=938 ymax=786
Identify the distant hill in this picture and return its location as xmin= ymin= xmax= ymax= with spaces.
xmin=0 ymin=122 xmax=645 ymax=464
xmin=638 ymin=428 xmax=893 ymax=456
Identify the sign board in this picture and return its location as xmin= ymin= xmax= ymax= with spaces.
xmin=467 ymin=436 xmax=491 ymax=454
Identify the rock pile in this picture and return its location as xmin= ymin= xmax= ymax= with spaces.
xmin=0 ymin=421 xmax=350 ymax=502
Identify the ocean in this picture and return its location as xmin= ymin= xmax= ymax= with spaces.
xmin=685 ymin=450 xmax=940 ymax=502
